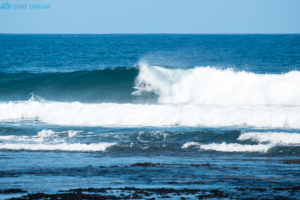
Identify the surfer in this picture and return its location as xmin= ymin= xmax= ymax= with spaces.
xmin=133 ymin=80 xmax=150 ymax=91
xmin=139 ymin=81 xmax=146 ymax=89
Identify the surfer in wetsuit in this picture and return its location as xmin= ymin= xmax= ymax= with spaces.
xmin=139 ymin=81 xmax=146 ymax=89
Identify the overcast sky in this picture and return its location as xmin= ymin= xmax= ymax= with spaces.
xmin=0 ymin=0 xmax=299 ymax=34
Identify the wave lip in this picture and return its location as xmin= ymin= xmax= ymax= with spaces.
xmin=238 ymin=132 xmax=300 ymax=144
xmin=137 ymin=64 xmax=300 ymax=106
xmin=0 ymin=142 xmax=116 ymax=151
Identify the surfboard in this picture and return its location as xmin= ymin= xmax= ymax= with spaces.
xmin=133 ymin=87 xmax=145 ymax=90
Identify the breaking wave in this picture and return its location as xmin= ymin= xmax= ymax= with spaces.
xmin=2 ymin=64 xmax=300 ymax=106
xmin=136 ymin=64 xmax=300 ymax=105
xmin=182 ymin=131 xmax=300 ymax=153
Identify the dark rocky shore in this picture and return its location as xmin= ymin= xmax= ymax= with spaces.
xmin=4 ymin=185 xmax=300 ymax=200
xmin=2 ymin=162 xmax=300 ymax=200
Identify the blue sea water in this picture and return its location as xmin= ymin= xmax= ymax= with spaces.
xmin=0 ymin=34 xmax=300 ymax=199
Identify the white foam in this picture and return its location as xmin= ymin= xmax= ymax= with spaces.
xmin=67 ymin=130 xmax=80 ymax=137
xmin=200 ymin=142 xmax=273 ymax=152
xmin=182 ymin=132 xmax=300 ymax=153
xmin=0 ymin=130 xmax=83 ymax=143
xmin=182 ymin=142 xmax=200 ymax=148
xmin=0 ymin=142 xmax=116 ymax=151
xmin=37 ymin=130 xmax=56 ymax=137
xmin=0 ymin=135 xmax=25 ymax=140
xmin=137 ymin=131 xmax=169 ymax=141
xmin=238 ymin=132 xmax=300 ymax=144
xmin=36 ymin=130 xmax=82 ymax=138
xmin=1 ymin=101 xmax=300 ymax=128
xmin=137 ymin=64 xmax=300 ymax=106
xmin=0 ymin=135 xmax=43 ymax=142
xmin=28 ymin=93 xmax=45 ymax=103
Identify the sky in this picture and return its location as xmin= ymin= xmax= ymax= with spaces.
xmin=0 ymin=0 xmax=299 ymax=34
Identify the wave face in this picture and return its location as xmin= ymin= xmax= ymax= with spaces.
xmin=137 ymin=64 xmax=300 ymax=105
xmin=0 ymin=68 xmax=142 ymax=103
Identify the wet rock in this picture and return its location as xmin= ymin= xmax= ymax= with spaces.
xmin=0 ymin=189 xmax=27 ymax=194
xmin=197 ymin=189 xmax=229 ymax=199
xmin=274 ymin=186 xmax=300 ymax=191
xmin=12 ymin=192 xmax=120 ymax=200
xmin=235 ymin=187 xmax=247 ymax=191
xmin=130 ymin=162 xmax=156 ymax=167
xmin=68 ymin=188 xmax=107 ymax=193
xmin=234 ymin=187 xmax=267 ymax=192
xmin=249 ymin=188 xmax=267 ymax=192
xmin=283 ymin=160 xmax=300 ymax=164
xmin=192 ymin=181 xmax=205 ymax=184
xmin=109 ymin=165 xmax=119 ymax=168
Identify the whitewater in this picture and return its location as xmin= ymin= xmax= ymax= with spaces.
xmin=137 ymin=64 xmax=300 ymax=105
xmin=1 ymin=101 xmax=300 ymax=128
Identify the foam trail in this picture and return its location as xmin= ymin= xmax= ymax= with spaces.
xmin=238 ymin=132 xmax=300 ymax=144
xmin=37 ymin=130 xmax=82 ymax=138
xmin=2 ymin=101 xmax=300 ymax=128
xmin=182 ymin=142 xmax=200 ymax=148
xmin=0 ymin=142 xmax=116 ymax=151
xmin=137 ymin=64 xmax=300 ymax=105
xmin=0 ymin=135 xmax=31 ymax=141
xmin=37 ymin=130 xmax=56 ymax=137
xmin=0 ymin=130 xmax=82 ymax=143
xmin=199 ymin=142 xmax=273 ymax=152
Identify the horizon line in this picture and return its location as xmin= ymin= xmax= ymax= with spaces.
xmin=1 ymin=33 xmax=300 ymax=35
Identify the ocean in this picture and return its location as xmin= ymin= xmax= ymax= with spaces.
xmin=0 ymin=34 xmax=300 ymax=199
